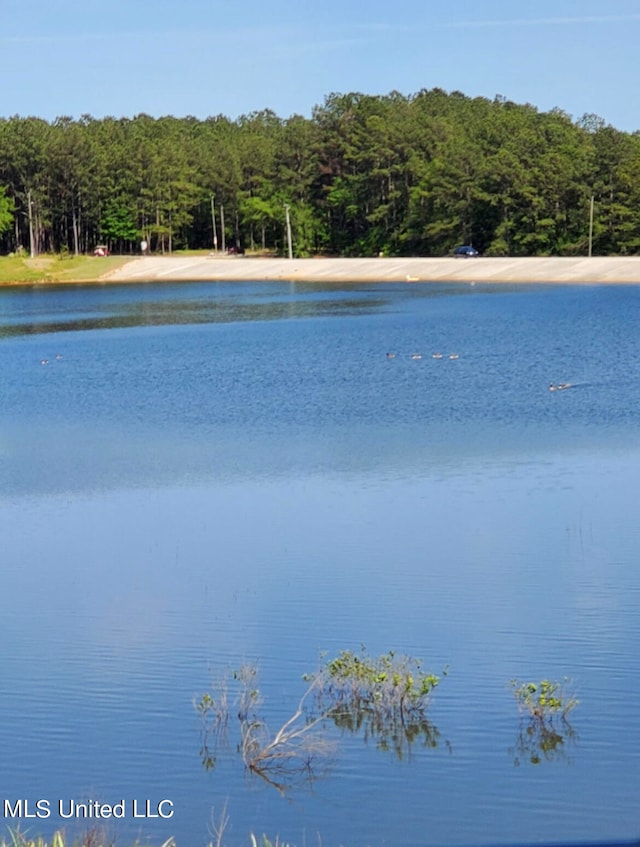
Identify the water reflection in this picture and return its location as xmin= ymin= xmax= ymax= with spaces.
xmin=511 ymin=717 xmax=579 ymax=767
xmin=198 ymin=691 xmax=446 ymax=791
xmin=326 ymin=703 xmax=446 ymax=759
xmin=0 ymin=284 xmax=389 ymax=338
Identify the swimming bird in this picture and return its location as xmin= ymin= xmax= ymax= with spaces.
xmin=40 ymin=359 xmax=49 ymax=365
xmin=448 ymin=354 xmax=459 ymax=360
xmin=432 ymin=353 xmax=443 ymax=359
xmin=549 ymin=383 xmax=572 ymax=391
xmin=386 ymin=352 xmax=397 ymax=359
xmin=411 ymin=353 xmax=422 ymax=360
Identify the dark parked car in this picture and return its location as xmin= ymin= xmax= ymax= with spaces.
xmin=453 ymin=245 xmax=479 ymax=257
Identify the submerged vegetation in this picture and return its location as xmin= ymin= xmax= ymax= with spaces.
xmin=2 ymin=89 xmax=640 ymax=259
xmin=307 ymin=648 xmax=447 ymax=758
xmin=197 ymin=648 xmax=446 ymax=790
xmin=198 ymin=659 xmax=582 ymax=783
xmin=510 ymin=678 xmax=579 ymax=722
xmin=509 ymin=678 xmax=579 ymax=766
xmin=3 ymin=671 xmax=581 ymax=845
xmin=197 ymin=664 xmax=332 ymax=791
xmin=311 ymin=648 xmax=443 ymax=711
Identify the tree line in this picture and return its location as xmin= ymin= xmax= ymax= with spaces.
xmin=1 ymin=88 xmax=639 ymax=258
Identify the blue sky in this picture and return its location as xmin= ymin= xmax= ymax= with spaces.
xmin=3 ymin=0 xmax=640 ymax=131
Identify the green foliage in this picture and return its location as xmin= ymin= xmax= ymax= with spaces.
xmin=3 ymin=89 xmax=640 ymax=257
xmin=1 ymin=830 xmax=306 ymax=847
xmin=510 ymin=678 xmax=578 ymax=721
xmin=252 ymin=837 xmax=296 ymax=847
xmin=0 ymin=186 xmax=14 ymax=235
xmin=100 ymin=200 xmax=138 ymax=245
xmin=319 ymin=648 xmax=442 ymax=709
xmin=3 ymin=832 xmax=114 ymax=847
xmin=306 ymin=648 xmax=447 ymax=759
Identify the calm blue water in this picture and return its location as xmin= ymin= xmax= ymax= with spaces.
xmin=1 ymin=281 xmax=639 ymax=847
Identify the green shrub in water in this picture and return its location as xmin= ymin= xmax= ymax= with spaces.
xmin=510 ymin=678 xmax=578 ymax=723
xmin=311 ymin=647 xmax=444 ymax=716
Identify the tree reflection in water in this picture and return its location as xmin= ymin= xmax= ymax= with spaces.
xmin=511 ymin=714 xmax=579 ymax=766
xmin=326 ymin=702 xmax=447 ymax=759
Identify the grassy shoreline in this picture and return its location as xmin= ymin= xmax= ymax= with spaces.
xmin=1 ymin=830 xmax=297 ymax=847
xmin=0 ymin=255 xmax=133 ymax=286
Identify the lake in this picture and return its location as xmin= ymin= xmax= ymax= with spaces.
xmin=1 ymin=280 xmax=639 ymax=847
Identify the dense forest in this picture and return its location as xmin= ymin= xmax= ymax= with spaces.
xmin=1 ymin=88 xmax=639 ymax=258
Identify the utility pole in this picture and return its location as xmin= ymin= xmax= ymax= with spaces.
xmin=220 ymin=204 xmax=226 ymax=252
xmin=588 ymin=195 xmax=595 ymax=258
xmin=284 ymin=203 xmax=293 ymax=259
xmin=211 ymin=195 xmax=218 ymax=252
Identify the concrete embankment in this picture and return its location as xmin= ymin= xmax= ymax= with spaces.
xmin=101 ymin=255 xmax=640 ymax=285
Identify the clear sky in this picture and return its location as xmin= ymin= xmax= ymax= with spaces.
xmin=3 ymin=0 xmax=639 ymax=131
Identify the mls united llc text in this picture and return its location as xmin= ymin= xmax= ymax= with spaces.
xmin=3 ymin=799 xmax=174 ymax=820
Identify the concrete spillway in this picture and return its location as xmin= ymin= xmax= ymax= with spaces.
xmin=102 ymin=255 xmax=640 ymax=285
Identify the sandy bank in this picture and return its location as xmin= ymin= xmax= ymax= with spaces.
xmin=100 ymin=255 xmax=640 ymax=285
